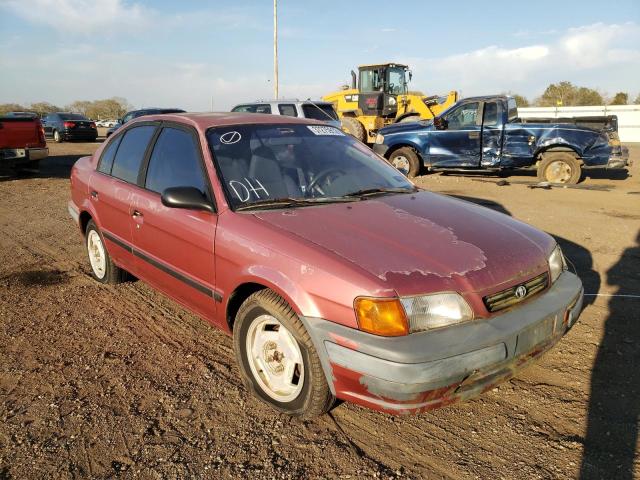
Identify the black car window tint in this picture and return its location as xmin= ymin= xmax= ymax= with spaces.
xmin=278 ymin=104 xmax=297 ymax=117
xmin=111 ymin=125 xmax=156 ymax=184
xmin=97 ymin=135 xmax=123 ymax=175
xmin=145 ymin=127 xmax=207 ymax=194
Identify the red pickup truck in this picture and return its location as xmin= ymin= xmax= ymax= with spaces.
xmin=0 ymin=113 xmax=48 ymax=169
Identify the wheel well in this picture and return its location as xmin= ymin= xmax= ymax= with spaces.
xmin=79 ymin=211 xmax=92 ymax=235
xmin=226 ymin=282 xmax=268 ymax=331
xmin=537 ymin=145 xmax=580 ymax=158
xmin=386 ymin=144 xmax=422 ymax=162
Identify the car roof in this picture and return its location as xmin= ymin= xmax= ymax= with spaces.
xmin=233 ymin=100 xmax=332 ymax=106
xmin=130 ymin=112 xmax=328 ymax=129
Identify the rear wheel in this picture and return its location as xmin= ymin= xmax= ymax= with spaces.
xmin=537 ymin=152 xmax=582 ymax=184
xmin=397 ymin=115 xmax=420 ymax=123
xmin=53 ymin=130 xmax=62 ymax=143
xmin=85 ymin=220 xmax=126 ymax=284
xmin=341 ymin=117 xmax=366 ymax=143
xmin=233 ymin=289 xmax=334 ymax=418
xmin=389 ymin=146 xmax=421 ymax=178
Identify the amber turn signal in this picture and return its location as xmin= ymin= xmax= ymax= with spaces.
xmin=354 ymin=297 xmax=409 ymax=336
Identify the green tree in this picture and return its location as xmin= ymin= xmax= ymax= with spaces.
xmin=29 ymin=101 xmax=62 ymax=117
xmin=66 ymin=100 xmax=92 ymax=116
xmin=512 ymin=94 xmax=530 ymax=107
xmin=536 ymin=81 xmax=604 ymax=106
xmin=0 ymin=103 xmax=26 ymax=115
xmin=609 ymin=92 xmax=629 ymax=105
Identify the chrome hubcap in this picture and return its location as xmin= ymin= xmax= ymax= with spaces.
xmin=545 ymin=160 xmax=572 ymax=183
xmin=392 ymin=155 xmax=410 ymax=175
xmin=87 ymin=230 xmax=106 ymax=278
xmin=246 ymin=315 xmax=304 ymax=402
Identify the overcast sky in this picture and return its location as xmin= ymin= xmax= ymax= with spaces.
xmin=1 ymin=0 xmax=638 ymax=111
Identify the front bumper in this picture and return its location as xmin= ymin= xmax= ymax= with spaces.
xmin=0 ymin=147 xmax=48 ymax=166
xmin=372 ymin=143 xmax=389 ymax=157
xmin=301 ymin=271 xmax=583 ymax=415
xmin=63 ymin=129 xmax=97 ymax=140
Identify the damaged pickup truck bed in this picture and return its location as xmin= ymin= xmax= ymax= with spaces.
xmin=373 ymin=95 xmax=629 ymax=183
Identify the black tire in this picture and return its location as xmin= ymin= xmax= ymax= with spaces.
xmin=53 ymin=130 xmax=63 ymax=143
xmin=389 ymin=146 xmax=421 ymax=178
xmin=233 ymin=289 xmax=334 ymax=418
xmin=85 ymin=220 xmax=126 ymax=284
xmin=537 ymin=152 xmax=582 ymax=184
xmin=341 ymin=117 xmax=366 ymax=143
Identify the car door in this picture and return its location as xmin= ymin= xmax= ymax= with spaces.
xmin=428 ymin=101 xmax=482 ymax=167
xmin=42 ymin=115 xmax=52 ymax=136
xmin=480 ymin=101 xmax=504 ymax=167
xmin=130 ymin=123 xmax=218 ymax=321
xmin=88 ymin=124 xmax=158 ymax=270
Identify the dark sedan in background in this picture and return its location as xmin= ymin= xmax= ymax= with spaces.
xmin=106 ymin=108 xmax=185 ymax=137
xmin=42 ymin=113 xmax=98 ymax=143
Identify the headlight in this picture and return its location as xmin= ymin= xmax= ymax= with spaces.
xmin=400 ymin=293 xmax=473 ymax=332
xmin=548 ymin=244 xmax=567 ymax=283
xmin=374 ymin=133 xmax=384 ymax=144
xmin=354 ymin=293 xmax=473 ymax=336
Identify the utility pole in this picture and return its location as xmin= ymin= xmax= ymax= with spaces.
xmin=273 ymin=0 xmax=278 ymax=99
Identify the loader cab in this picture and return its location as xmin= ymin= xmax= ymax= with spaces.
xmin=357 ymin=63 xmax=408 ymax=118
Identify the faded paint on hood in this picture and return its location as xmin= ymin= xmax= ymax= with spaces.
xmin=253 ymin=191 xmax=554 ymax=297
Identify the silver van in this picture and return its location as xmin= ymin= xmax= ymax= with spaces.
xmin=231 ymin=100 xmax=341 ymax=129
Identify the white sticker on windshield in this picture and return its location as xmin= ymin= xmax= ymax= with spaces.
xmin=307 ymin=125 xmax=344 ymax=136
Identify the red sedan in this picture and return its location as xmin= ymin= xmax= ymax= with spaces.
xmin=69 ymin=113 xmax=584 ymax=417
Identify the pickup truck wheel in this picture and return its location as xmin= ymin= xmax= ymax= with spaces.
xmin=85 ymin=220 xmax=125 ymax=284
xmin=341 ymin=117 xmax=366 ymax=143
xmin=389 ymin=147 xmax=421 ymax=178
xmin=53 ymin=130 xmax=62 ymax=143
xmin=537 ymin=152 xmax=582 ymax=184
xmin=234 ymin=289 xmax=334 ymax=418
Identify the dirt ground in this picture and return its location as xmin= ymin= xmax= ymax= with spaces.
xmin=0 ymin=139 xmax=638 ymax=480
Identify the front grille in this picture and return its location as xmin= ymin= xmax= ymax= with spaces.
xmin=483 ymin=272 xmax=548 ymax=313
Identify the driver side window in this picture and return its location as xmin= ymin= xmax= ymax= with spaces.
xmin=446 ymin=102 xmax=480 ymax=130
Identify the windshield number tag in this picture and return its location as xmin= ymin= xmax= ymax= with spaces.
xmin=229 ymin=178 xmax=269 ymax=202
xmin=307 ymin=125 xmax=344 ymax=136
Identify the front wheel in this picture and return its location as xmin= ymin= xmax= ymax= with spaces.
xmin=233 ymin=289 xmax=334 ymax=418
xmin=341 ymin=117 xmax=366 ymax=143
xmin=537 ymin=152 xmax=582 ymax=184
xmin=389 ymin=146 xmax=421 ymax=178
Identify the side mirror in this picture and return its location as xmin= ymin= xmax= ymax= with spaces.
xmin=408 ymin=70 xmax=413 ymax=82
xmin=161 ymin=187 xmax=214 ymax=212
xmin=433 ymin=116 xmax=448 ymax=130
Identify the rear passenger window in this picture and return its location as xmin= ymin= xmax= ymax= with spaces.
xmin=111 ymin=125 xmax=156 ymax=184
xmin=97 ymin=135 xmax=122 ymax=174
xmin=145 ymin=127 xmax=207 ymax=194
xmin=278 ymin=104 xmax=297 ymax=117
xmin=255 ymin=105 xmax=272 ymax=114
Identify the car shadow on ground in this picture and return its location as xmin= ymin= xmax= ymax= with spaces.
xmin=437 ymin=168 xmax=629 ymax=184
xmin=0 ymin=152 xmax=88 ymax=182
xmin=451 ymin=195 xmax=639 ymax=479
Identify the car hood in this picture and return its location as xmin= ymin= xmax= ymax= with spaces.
xmin=379 ymin=120 xmax=434 ymax=136
xmin=253 ymin=191 xmax=554 ymax=297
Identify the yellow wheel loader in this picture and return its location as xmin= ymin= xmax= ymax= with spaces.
xmin=322 ymin=63 xmax=458 ymax=143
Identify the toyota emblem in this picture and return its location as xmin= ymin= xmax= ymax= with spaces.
xmin=515 ymin=285 xmax=527 ymax=299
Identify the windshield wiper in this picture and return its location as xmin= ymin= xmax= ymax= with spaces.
xmin=342 ymin=186 xmax=418 ymax=198
xmin=235 ymin=196 xmax=357 ymax=211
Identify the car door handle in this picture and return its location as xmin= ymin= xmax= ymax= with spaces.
xmin=132 ymin=210 xmax=143 ymax=218
xmin=90 ymin=190 xmax=98 ymax=199
xmin=468 ymin=131 xmax=480 ymax=139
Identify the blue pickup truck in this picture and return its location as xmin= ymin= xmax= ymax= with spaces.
xmin=372 ymin=95 xmax=629 ymax=183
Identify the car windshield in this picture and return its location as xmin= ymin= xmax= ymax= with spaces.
xmin=59 ymin=113 xmax=87 ymax=120
xmin=207 ymin=124 xmax=414 ymax=210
